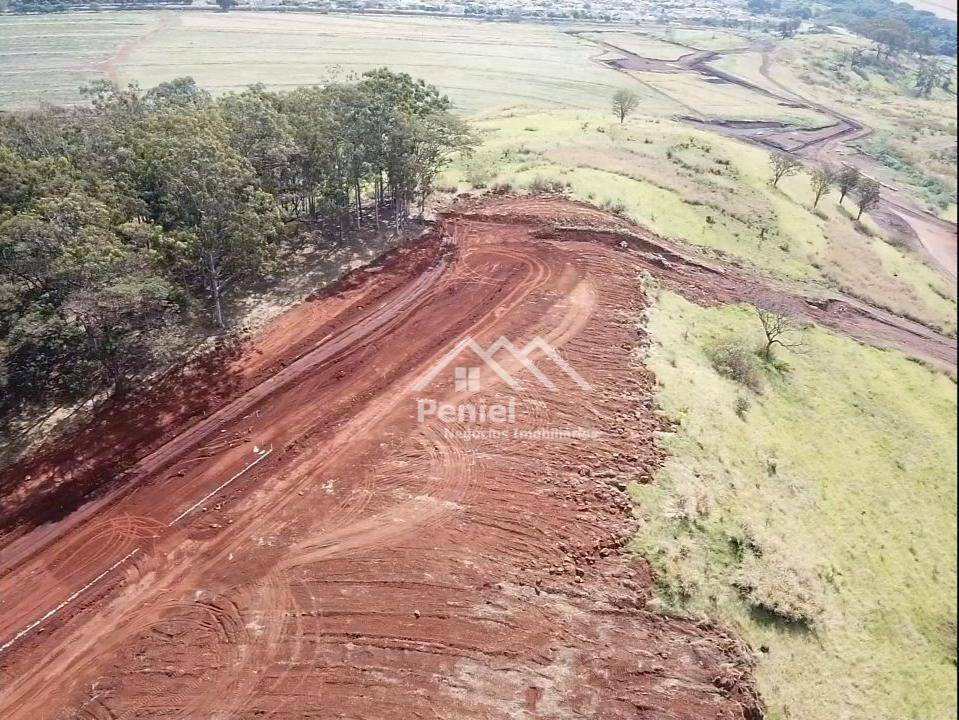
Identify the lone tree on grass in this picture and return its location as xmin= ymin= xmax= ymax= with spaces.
xmin=770 ymin=153 xmax=802 ymax=187
xmin=612 ymin=89 xmax=640 ymax=124
xmin=855 ymin=177 xmax=882 ymax=220
xmin=810 ymin=166 xmax=835 ymax=208
xmin=836 ymin=165 xmax=861 ymax=204
xmin=755 ymin=305 xmax=805 ymax=361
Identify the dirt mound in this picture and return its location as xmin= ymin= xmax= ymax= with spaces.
xmin=0 ymin=198 xmax=768 ymax=719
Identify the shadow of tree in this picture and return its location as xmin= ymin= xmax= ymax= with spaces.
xmin=0 ymin=340 xmax=246 ymax=542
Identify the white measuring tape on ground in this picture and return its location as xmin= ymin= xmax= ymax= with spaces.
xmin=0 ymin=547 xmax=141 ymax=656
xmin=167 ymin=446 xmax=273 ymax=527
xmin=0 ymin=445 xmax=274 ymax=657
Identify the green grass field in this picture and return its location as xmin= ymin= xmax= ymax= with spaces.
xmin=0 ymin=12 xmax=155 ymax=108
xmin=1 ymin=12 xmax=644 ymax=112
xmin=633 ymin=288 xmax=957 ymax=720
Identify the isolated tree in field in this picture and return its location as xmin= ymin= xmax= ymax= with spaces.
xmin=770 ymin=153 xmax=802 ymax=187
xmin=612 ymin=89 xmax=640 ymax=124
xmin=836 ymin=165 xmax=861 ymax=204
xmin=810 ymin=166 xmax=835 ymax=208
xmin=755 ymin=305 xmax=805 ymax=361
xmin=855 ymin=177 xmax=882 ymax=220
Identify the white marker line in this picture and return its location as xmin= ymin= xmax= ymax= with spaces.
xmin=0 ymin=548 xmax=141 ymax=656
xmin=167 ymin=447 xmax=273 ymax=527
xmin=0 ymin=446 xmax=274 ymax=658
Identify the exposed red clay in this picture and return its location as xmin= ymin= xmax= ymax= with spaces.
xmin=2 ymin=196 xmax=952 ymax=719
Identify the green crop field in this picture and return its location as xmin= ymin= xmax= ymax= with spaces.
xmin=0 ymin=12 xmax=649 ymax=113
xmin=0 ymin=12 xmax=155 ymax=108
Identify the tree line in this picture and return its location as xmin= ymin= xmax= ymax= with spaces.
xmin=0 ymin=71 xmax=473 ymax=417
xmin=747 ymin=0 xmax=957 ymax=57
xmin=770 ymin=154 xmax=882 ymax=220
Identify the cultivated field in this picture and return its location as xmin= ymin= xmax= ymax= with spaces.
xmin=0 ymin=12 xmax=153 ymax=108
xmin=1 ymin=12 xmax=646 ymax=112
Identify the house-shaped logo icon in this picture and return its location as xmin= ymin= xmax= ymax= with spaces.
xmin=412 ymin=336 xmax=591 ymax=393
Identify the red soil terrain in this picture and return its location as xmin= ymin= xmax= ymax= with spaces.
xmin=0 ymin=196 xmax=953 ymax=719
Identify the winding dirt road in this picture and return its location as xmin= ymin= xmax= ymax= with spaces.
xmin=588 ymin=32 xmax=958 ymax=279
xmin=1 ymin=197 xmax=953 ymax=719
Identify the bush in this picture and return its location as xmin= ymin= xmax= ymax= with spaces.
xmin=465 ymin=166 xmax=494 ymax=189
xmin=735 ymin=549 xmax=828 ymax=630
xmin=600 ymin=198 xmax=628 ymax=215
xmin=707 ymin=340 xmax=763 ymax=392
xmin=734 ymin=395 xmax=751 ymax=419
xmin=527 ymin=176 xmax=568 ymax=194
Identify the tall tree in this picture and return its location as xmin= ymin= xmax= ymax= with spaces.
xmin=770 ymin=153 xmax=802 ymax=187
xmin=855 ymin=177 xmax=882 ymax=220
xmin=836 ymin=165 xmax=861 ymax=205
xmin=611 ymin=89 xmax=640 ymax=124
xmin=915 ymin=60 xmax=947 ymax=98
xmin=133 ymin=111 xmax=279 ymax=327
xmin=218 ymin=87 xmax=297 ymax=201
xmin=810 ymin=166 xmax=836 ymax=208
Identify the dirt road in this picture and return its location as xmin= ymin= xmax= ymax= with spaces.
xmin=1 ymin=198 xmax=774 ymax=719
xmin=1 ymin=197 xmax=952 ymax=719
xmin=589 ymin=33 xmax=958 ymax=280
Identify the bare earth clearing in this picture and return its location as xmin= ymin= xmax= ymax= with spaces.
xmin=0 ymin=196 xmax=954 ymax=718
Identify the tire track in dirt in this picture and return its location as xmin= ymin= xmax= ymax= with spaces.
xmin=8 ymin=193 xmax=941 ymax=718
xmin=0 ymin=197 xmax=767 ymax=720
xmin=91 ymin=12 xmax=179 ymax=85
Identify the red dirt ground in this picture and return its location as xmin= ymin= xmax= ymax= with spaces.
xmin=1 ymin=197 xmax=953 ymax=719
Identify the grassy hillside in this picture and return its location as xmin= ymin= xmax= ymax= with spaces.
xmin=755 ymin=34 xmax=958 ymax=215
xmin=438 ymin=111 xmax=957 ymax=334
xmin=632 ymin=288 xmax=957 ymax=720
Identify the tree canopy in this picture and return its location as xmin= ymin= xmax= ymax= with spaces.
xmin=0 ymin=71 xmax=474 ymax=418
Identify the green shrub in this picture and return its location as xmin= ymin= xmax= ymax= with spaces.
xmin=706 ymin=339 xmax=763 ymax=392
xmin=527 ymin=176 xmax=568 ymax=194
xmin=734 ymin=395 xmax=751 ymax=419
xmin=735 ymin=548 xmax=828 ymax=630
